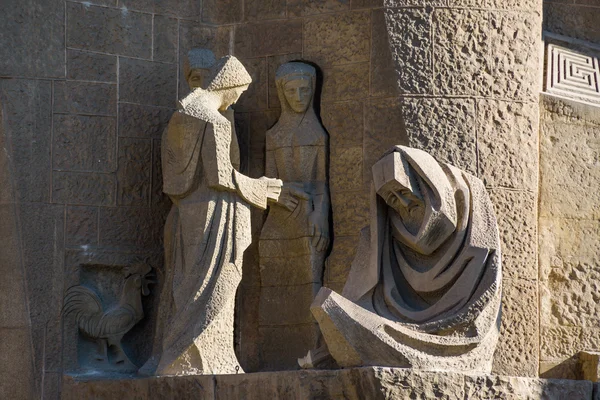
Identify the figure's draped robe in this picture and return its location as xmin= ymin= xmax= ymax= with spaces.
xmin=152 ymin=104 xmax=266 ymax=375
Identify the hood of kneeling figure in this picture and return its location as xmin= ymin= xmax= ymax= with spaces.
xmin=373 ymin=147 xmax=458 ymax=256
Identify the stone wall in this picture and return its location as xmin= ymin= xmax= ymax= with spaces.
xmin=539 ymin=94 xmax=600 ymax=379
xmin=383 ymin=0 xmax=542 ymax=377
xmin=544 ymin=0 xmax=600 ymax=43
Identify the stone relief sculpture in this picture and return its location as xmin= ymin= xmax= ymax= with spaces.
xmin=258 ymin=62 xmax=330 ymax=364
xmin=300 ymin=146 xmax=501 ymax=374
xmin=140 ymin=55 xmax=282 ymax=376
xmin=63 ymin=262 xmax=155 ymax=372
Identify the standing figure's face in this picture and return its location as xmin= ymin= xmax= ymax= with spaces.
xmin=283 ymin=77 xmax=312 ymax=113
xmin=187 ymin=68 xmax=210 ymax=89
xmin=218 ymin=85 xmax=249 ymax=111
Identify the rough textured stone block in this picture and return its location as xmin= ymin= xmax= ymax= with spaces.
xmin=433 ymin=9 xmax=491 ymax=97
xmin=245 ymin=0 xmax=286 ymax=21
xmin=53 ymin=115 xmax=117 ymax=173
xmin=62 ymin=376 xmax=149 ymax=400
xmin=119 ymin=0 xmax=200 ymax=18
xmin=259 ymin=324 xmax=320 ymax=370
xmin=321 ymin=63 xmax=369 ymax=103
xmin=331 ymin=190 xmax=369 ymax=236
xmin=237 ymin=58 xmax=268 ymax=112
xmin=493 ymin=278 xmax=538 ymax=377
xmin=67 ymin=50 xmax=117 ymax=82
xmin=235 ymin=21 xmax=303 ymax=59
xmin=288 ymin=0 xmax=350 ymax=17
xmin=325 ymin=235 xmax=359 ymax=283
xmin=363 ymin=98 xmax=408 ymax=180
xmin=153 ymin=15 xmax=178 ymax=63
xmin=65 ymin=206 xmax=98 ymax=247
xmin=52 ymin=172 xmax=115 ymax=206
xmin=98 ymin=206 xmax=164 ymax=250
xmin=118 ymin=103 xmax=173 ymax=139
xmin=488 ymin=189 xmax=537 ymax=281
xmin=304 ymin=11 xmax=370 ymax=67
xmin=478 ymin=100 xmax=538 ymax=191
xmin=321 ymin=101 xmax=363 ymax=148
xmin=330 ymin=146 xmax=363 ymax=191
xmin=146 ymin=375 xmax=215 ymax=399
xmin=259 ymin=283 xmax=320 ymax=325
xmin=267 ymin=53 xmax=303 ymax=108
xmin=403 ymin=97 xmax=476 ymax=175
xmin=371 ymin=9 xmax=399 ymax=98
xmin=0 ymin=0 xmax=64 ymax=78
xmin=541 ymin=325 xmax=583 ymax=361
xmin=117 ymin=138 xmax=152 ymax=206
xmin=464 ymin=374 xmax=593 ymax=399
xmin=0 ymin=79 xmax=52 ymax=202
xmin=54 ymin=81 xmax=117 ymax=116
xmin=385 ymin=7 xmax=432 ymax=95
xmin=202 ymin=0 xmax=243 ymax=24
xmin=119 ymin=58 xmax=177 ymax=108
xmin=66 ymin=3 xmax=152 ymax=59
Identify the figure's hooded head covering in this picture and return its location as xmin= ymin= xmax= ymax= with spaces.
xmin=206 ymin=55 xmax=252 ymax=91
xmin=183 ymin=48 xmax=216 ymax=81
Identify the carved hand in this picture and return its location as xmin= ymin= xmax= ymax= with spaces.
xmin=276 ymin=183 xmax=310 ymax=214
xmin=259 ymin=177 xmax=283 ymax=202
xmin=308 ymin=211 xmax=330 ymax=252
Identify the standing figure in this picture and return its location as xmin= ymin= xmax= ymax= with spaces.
xmin=143 ymin=56 xmax=282 ymax=376
xmin=258 ymin=62 xmax=330 ymax=368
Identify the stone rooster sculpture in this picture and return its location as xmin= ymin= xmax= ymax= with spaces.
xmin=64 ymin=262 xmax=155 ymax=371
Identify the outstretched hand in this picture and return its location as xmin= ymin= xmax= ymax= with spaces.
xmin=259 ymin=177 xmax=283 ymax=202
xmin=308 ymin=211 xmax=330 ymax=252
xmin=276 ymin=183 xmax=310 ymax=214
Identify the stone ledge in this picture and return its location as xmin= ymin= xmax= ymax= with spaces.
xmin=61 ymin=367 xmax=594 ymax=399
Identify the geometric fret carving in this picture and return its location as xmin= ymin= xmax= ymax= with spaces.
xmin=546 ymin=44 xmax=600 ymax=104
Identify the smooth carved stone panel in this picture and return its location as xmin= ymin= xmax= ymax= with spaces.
xmin=117 ymin=138 xmax=152 ymax=206
xmin=321 ymin=63 xmax=370 ymax=103
xmin=153 ymin=16 xmax=178 ymax=64
xmin=66 ymin=3 xmax=152 ymax=59
xmin=546 ymin=44 xmax=600 ymax=105
xmin=119 ymin=58 xmax=177 ymax=108
xmin=67 ymin=50 xmax=117 ymax=82
xmin=544 ymin=3 xmax=600 ymax=45
xmin=321 ymin=101 xmax=363 ymax=148
xmin=119 ymin=0 xmax=201 ymax=18
xmin=288 ymin=0 xmax=350 ymax=17
xmin=65 ymin=206 xmax=99 ymax=247
xmin=371 ymin=9 xmax=399 ymax=98
xmin=52 ymin=172 xmax=116 ymax=206
xmin=235 ymin=20 xmax=303 ymax=59
xmin=118 ymin=104 xmax=173 ymax=139
xmin=245 ymin=0 xmax=286 ymax=21
xmin=54 ymin=81 xmax=117 ymax=116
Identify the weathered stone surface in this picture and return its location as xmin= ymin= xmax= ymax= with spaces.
xmin=117 ymin=138 xmax=152 ymax=206
xmin=151 ymin=140 xmax=170 ymax=208
xmin=259 ymin=324 xmax=320 ymax=370
xmin=54 ymin=81 xmax=117 ymax=116
xmin=202 ymin=0 xmax=243 ymax=24
xmin=0 ymin=328 xmax=35 ymax=400
xmin=235 ymin=21 xmax=302 ymax=59
xmin=259 ymin=283 xmax=320 ymax=325
xmin=0 ymin=79 xmax=52 ymax=202
xmin=53 ymin=172 xmax=115 ymax=206
xmin=288 ymin=0 xmax=350 ymax=17
xmin=321 ymin=63 xmax=369 ymax=103
xmin=119 ymin=0 xmax=201 ymax=18
xmin=478 ymin=100 xmax=538 ymax=191
xmin=118 ymin=104 xmax=173 ymax=139
xmin=63 ymin=368 xmax=594 ymax=399
xmin=321 ymin=101 xmax=363 ymax=148
xmin=403 ymin=97 xmax=476 ymax=175
xmin=385 ymin=7 xmax=432 ymax=95
xmin=493 ymin=278 xmax=538 ymax=377
xmin=541 ymin=326 xmax=582 ymax=361
xmin=371 ymin=9 xmax=399 ymax=98
xmin=119 ymin=58 xmax=177 ymax=108
xmin=464 ymin=374 xmax=593 ymax=399
xmin=488 ymin=189 xmax=537 ymax=281
xmin=325 ymin=235 xmax=359 ymax=284
xmin=544 ymin=3 xmax=600 ymax=44
xmin=66 ymin=3 xmax=152 ymax=58
xmin=53 ymin=115 xmax=116 ymax=173
xmin=153 ymin=16 xmax=178 ymax=63
xmin=330 ymin=190 xmax=369 ymax=236
xmin=65 ymin=206 xmax=98 ymax=247
xmin=98 ymin=206 xmax=163 ymax=250
xmin=304 ymin=11 xmax=370 ymax=67
xmin=330 ymin=146 xmax=363 ymax=192
xmin=0 ymin=0 xmax=64 ymax=78
xmin=237 ymin=58 xmax=268 ymax=111
xmin=363 ymin=98 xmax=408 ymax=180
xmin=245 ymin=0 xmax=286 ymax=21
xmin=67 ymin=50 xmax=117 ymax=82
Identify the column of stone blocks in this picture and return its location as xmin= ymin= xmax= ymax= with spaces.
xmin=384 ymin=0 xmax=542 ymax=377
